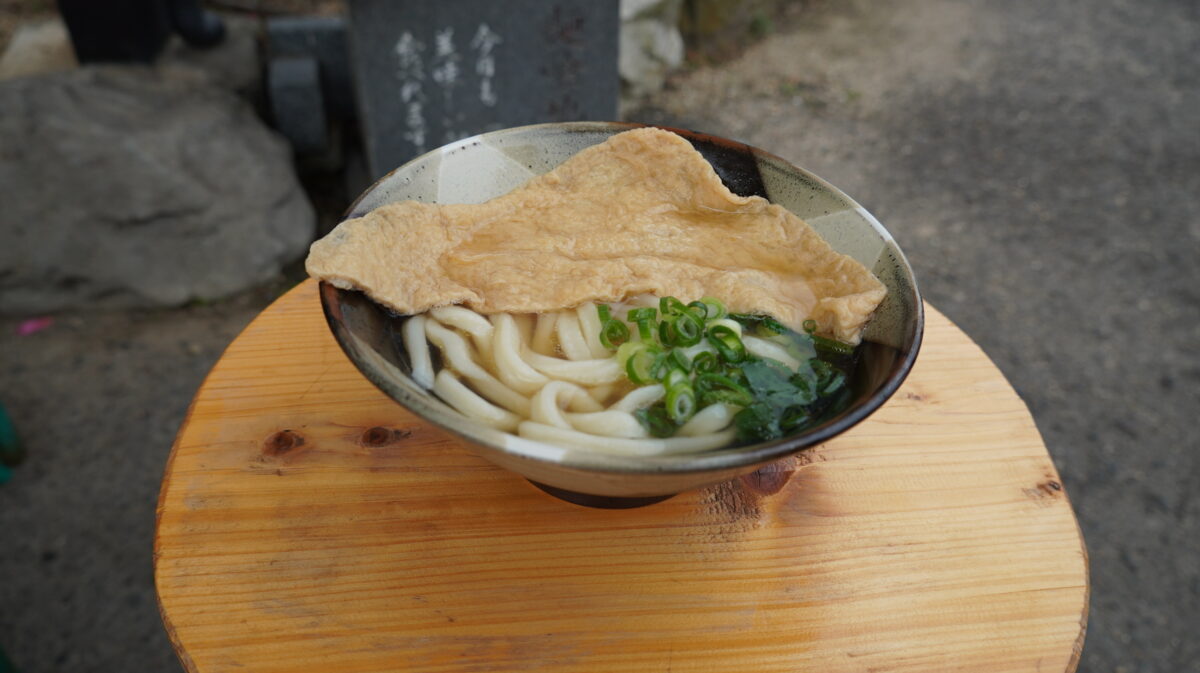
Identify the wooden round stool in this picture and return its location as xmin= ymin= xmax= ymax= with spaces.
xmin=155 ymin=279 xmax=1088 ymax=673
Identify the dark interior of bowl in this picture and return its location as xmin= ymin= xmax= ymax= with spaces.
xmin=318 ymin=123 xmax=923 ymax=493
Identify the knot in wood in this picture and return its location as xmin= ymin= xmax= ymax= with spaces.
xmin=741 ymin=468 xmax=794 ymax=496
xmin=263 ymin=430 xmax=304 ymax=456
xmin=740 ymin=458 xmax=800 ymax=496
xmin=361 ymin=426 xmax=392 ymax=447
xmin=359 ymin=426 xmax=411 ymax=447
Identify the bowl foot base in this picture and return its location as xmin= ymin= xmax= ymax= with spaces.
xmin=528 ymin=481 xmax=675 ymax=509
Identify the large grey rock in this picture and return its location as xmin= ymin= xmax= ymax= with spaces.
xmin=0 ymin=66 xmax=315 ymax=314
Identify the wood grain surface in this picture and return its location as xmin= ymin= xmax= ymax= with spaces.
xmin=154 ymin=279 xmax=1088 ymax=673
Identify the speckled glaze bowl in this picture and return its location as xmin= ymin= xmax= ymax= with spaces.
xmin=320 ymin=121 xmax=923 ymax=502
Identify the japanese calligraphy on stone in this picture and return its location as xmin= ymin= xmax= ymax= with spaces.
xmin=393 ymin=23 xmax=502 ymax=154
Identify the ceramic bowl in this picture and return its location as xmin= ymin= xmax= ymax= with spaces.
xmin=320 ymin=121 xmax=923 ymax=504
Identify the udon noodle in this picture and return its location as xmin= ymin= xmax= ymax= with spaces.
xmin=402 ymin=296 xmax=743 ymax=457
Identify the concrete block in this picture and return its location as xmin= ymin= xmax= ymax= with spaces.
xmin=266 ymin=15 xmax=355 ymax=121
xmin=267 ymin=55 xmax=330 ymax=155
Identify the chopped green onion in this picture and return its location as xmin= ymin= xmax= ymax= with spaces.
xmin=811 ymin=359 xmax=847 ymax=394
xmin=616 ymin=341 xmax=646 ymax=367
xmin=685 ymin=301 xmax=709 ymax=323
xmin=664 ymin=368 xmax=689 ymax=390
xmin=661 ymin=311 xmax=703 ymax=347
xmin=635 ymin=405 xmax=676 ymax=438
xmin=668 ymin=348 xmax=691 ymax=372
xmin=702 ymin=388 xmax=754 ymax=408
xmin=636 ymin=319 xmax=655 ymax=342
xmin=678 ymin=313 xmax=704 ymax=346
xmin=695 ymin=373 xmax=754 ymax=407
xmin=692 ymin=351 xmax=719 ymax=374
xmin=787 ymin=373 xmax=818 ymax=406
xmin=811 ymin=333 xmax=855 ymax=357
xmin=802 ymin=318 xmax=817 ymax=334
xmin=599 ymin=319 xmax=629 ymax=350
xmin=659 ymin=296 xmax=687 ymax=316
xmin=625 ymin=346 xmax=663 ymax=385
xmin=597 ymin=304 xmax=613 ymax=323
xmin=757 ymin=320 xmax=787 ymax=337
xmin=810 ymin=358 xmax=833 ymax=381
xmin=758 ymin=317 xmax=788 ymax=336
xmin=666 ymin=384 xmax=697 ymax=423
xmin=707 ymin=318 xmax=743 ymax=336
xmin=823 ymin=370 xmax=847 ymax=395
xmin=627 ymin=307 xmax=657 ymax=323
xmin=650 ymin=351 xmax=671 ymax=381
xmin=729 ymin=312 xmax=784 ymax=335
xmin=707 ymin=325 xmax=747 ymax=363
xmin=781 ymin=407 xmax=812 ymax=432
xmin=700 ymin=297 xmax=728 ymax=320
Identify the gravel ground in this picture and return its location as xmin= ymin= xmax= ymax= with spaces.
xmin=0 ymin=286 xmax=290 ymax=671
xmin=1 ymin=0 xmax=1197 ymax=671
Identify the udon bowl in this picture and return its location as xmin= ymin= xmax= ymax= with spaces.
xmin=320 ymin=121 xmax=923 ymax=503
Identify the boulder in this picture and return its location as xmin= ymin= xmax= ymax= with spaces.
xmin=0 ymin=66 xmax=315 ymax=314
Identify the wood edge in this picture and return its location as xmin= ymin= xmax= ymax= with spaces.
xmin=152 ymin=376 xmax=210 ymax=673
xmin=155 ymin=588 xmax=201 ymax=673
xmin=153 ymin=279 xmax=318 ymax=673
xmin=927 ymin=302 xmax=1091 ymax=672
xmin=1064 ymin=514 xmax=1091 ymax=673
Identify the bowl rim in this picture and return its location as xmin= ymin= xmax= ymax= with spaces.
xmin=320 ymin=121 xmax=924 ymax=475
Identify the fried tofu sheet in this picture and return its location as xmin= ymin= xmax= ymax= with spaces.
xmin=306 ymin=128 xmax=886 ymax=343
